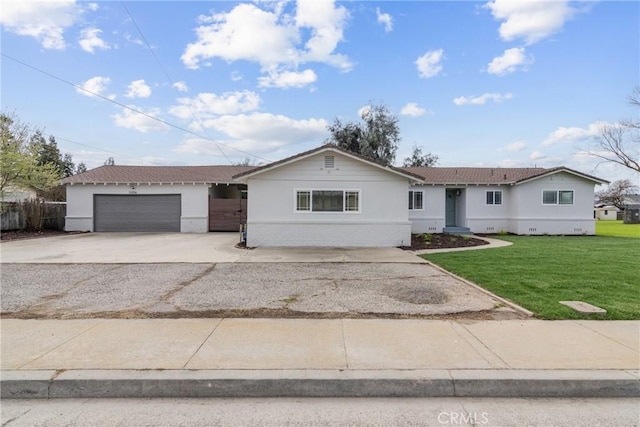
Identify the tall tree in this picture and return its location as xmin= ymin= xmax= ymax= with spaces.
xmin=30 ymin=131 xmax=76 ymax=178
xmin=596 ymin=179 xmax=639 ymax=210
xmin=402 ymin=145 xmax=439 ymax=167
xmin=0 ymin=113 xmax=59 ymax=201
xmin=75 ymin=162 xmax=88 ymax=174
xmin=327 ymin=103 xmax=400 ymax=166
xmin=590 ymin=88 xmax=640 ymax=173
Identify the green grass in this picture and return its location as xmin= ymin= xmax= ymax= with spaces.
xmin=422 ymin=235 xmax=640 ymax=320
xmin=596 ymin=220 xmax=640 ymax=238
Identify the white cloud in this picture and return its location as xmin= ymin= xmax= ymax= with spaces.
xmin=76 ymin=76 xmax=111 ymax=97
xmin=230 ymin=71 xmax=243 ymax=82
xmin=169 ymin=91 xmax=261 ymax=122
xmin=125 ymin=79 xmax=152 ymax=98
xmin=505 ymin=141 xmax=527 ymax=152
xmin=181 ymin=1 xmax=351 ymax=86
xmin=400 ymin=102 xmax=428 ymax=117
xmin=530 ymin=150 xmax=546 ymax=161
xmin=453 ymin=92 xmax=513 ymax=106
xmin=0 ymin=0 xmax=82 ymax=49
xmin=87 ymin=3 xmax=99 ymax=12
xmin=487 ymin=47 xmax=533 ymax=75
xmin=485 ymin=0 xmax=576 ymax=45
xmin=415 ymin=49 xmax=444 ymax=79
xmin=172 ymin=81 xmax=188 ymax=92
xmin=258 ymin=69 xmax=317 ymax=88
xmin=358 ymin=105 xmax=371 ymax=118
xmin=112 ymin=106 xmax=170 ymax=133
xmin=200 ymin=113 xmax=327 ymax=142
xmin=175 ymin=113 xmax=328 ymax=155
xmin=78 ymin=27 xmax=110 ymax=53
xmin=376 ymin=7 xmax=393 ymax=32
xmin=542 ymin=121 xmax=607 ymax=146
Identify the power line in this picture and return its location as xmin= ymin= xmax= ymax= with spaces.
xmin=119 ymin=1 xmax=242 ymax=170
xmin=1 ymin=52 xmax=273 ymax=164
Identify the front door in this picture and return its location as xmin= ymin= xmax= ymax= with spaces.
xmin=445 ymin=189 xmax=457 ymax=227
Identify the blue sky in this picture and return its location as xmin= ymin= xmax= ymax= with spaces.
xmin=2 ymin=0 xmax=638 ymax=183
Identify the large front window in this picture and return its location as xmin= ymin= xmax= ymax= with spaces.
xmin=296 ymin=190 xmax=360 ymax=213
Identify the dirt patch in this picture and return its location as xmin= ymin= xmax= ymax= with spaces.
xmin=400 ymin=233 xmax=489 ymax=251
xmin=2 ymin=307 xmax=525 ymax=321
xmin=0 ymin=230 xmax=85 ymax=241
xmin=386 ymin=285 xmax=448 ymax=304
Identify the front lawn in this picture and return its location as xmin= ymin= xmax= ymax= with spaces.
xmin=422 ymin=235 xmax=640 ymax=320
xmin=596 ymin=220 xmax=640 ymax=238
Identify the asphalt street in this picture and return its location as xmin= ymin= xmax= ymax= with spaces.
xmin=2 ymin=397 xmax=639 ymax=426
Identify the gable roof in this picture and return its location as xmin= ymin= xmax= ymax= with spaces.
xmin=404 ymin=166 xmax=608 ymax=185
xmin=61 ymin=165 xmax=254 ymax=185
xmin=232 ymin=144 xmax=425 ymax=183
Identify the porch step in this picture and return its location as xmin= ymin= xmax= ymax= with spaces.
xmin=443 ymin=226 xmax=472 ymax=235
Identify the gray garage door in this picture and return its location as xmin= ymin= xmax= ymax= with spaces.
xmin=94 ymin=195 xmax=181 ymax=232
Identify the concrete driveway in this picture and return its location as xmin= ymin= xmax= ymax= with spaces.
xmin=0 ymin=233 xmax=425 ymax=264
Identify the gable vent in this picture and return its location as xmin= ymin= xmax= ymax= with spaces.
xmin=324 ymin=155 xmax=335 ymax=169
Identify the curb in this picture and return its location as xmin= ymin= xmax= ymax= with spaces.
xmin=2 ymin=369 xmax=638 ymax=399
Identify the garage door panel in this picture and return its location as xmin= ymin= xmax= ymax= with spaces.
xmin=94 ymin=195 xmax=181 ymax=232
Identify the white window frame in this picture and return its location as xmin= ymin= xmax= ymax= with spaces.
xmin=294 ymin=189 xmax=361 ymax=213
xmin=542 ymin=190 xmax=574 ymax=206
xmin=486 ymin=190 xmax=503 ymax=206
xmin=408 ymin=190 xmax=424 ymax=211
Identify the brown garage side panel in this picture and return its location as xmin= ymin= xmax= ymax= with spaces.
xmin=209 ymin=198 xmax=247 ymax=231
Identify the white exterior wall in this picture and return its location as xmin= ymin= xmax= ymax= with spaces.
xmin=246 ymin=152 xmax=412 ymax=247
xmin=595 ymin=207 xmax=619 ymax=220
xmin=509 ymin=172 xmax=597 ymax=235
xmin=65 ymin=183 xmax=210 ymax=233
xmin=409 ymin=185 xmax=445 ymax=233
xmin=464 ymin=186 xmax=511 ymax=233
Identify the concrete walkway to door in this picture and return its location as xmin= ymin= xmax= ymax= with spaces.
xmin=0 ymin=233 xmax=425 ymax=264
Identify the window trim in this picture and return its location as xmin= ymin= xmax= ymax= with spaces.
xmin=542 ymin=190 xmax=574 ymax=206
xmin=408 ymin=190 xmax=424 ymax=211
xmin=294 ymin=189 xmax=361 ymax=213
xmin=486 ymin=190 xmax=503 ymax=206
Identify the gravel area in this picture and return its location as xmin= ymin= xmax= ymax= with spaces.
xmin=0 ymin=263 xmax=522 ymax=319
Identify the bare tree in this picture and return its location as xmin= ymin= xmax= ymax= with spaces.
xmin=590 ymin=89 xmax=640 ymax=173
xmin=596 ymin=179 xmax=639 ymax=210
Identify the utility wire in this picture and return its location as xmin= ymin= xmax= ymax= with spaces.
xmin=1 ymin=53 xmax=273 ymax=164
xmin=119 ymin=1 xmax=246 ymax=170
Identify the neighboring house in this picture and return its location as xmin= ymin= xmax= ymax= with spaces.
xmin=61 ymin=145 xmax=608 ymax=245
xmin=1 ymin=185 xmax=38 ymax=202
xmin=594 ymin=205 xmax=620 ymax=221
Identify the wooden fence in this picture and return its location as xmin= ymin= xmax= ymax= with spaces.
xmin=0 ymin=202 xmax=66 ymax=231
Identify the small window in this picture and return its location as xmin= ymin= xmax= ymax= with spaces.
xmin=296 ymin=191 xmax=310 ymax=211
xmin=345 ymin=191 xmax=359 ymax=212
xmin=543 ymin=190 xmax=574 ymax=205
xmin=313 ymin=190 xmax=343 ymax=212
xmin=408 ymin=191 xmax=424 ymax=210
xmin=486 ymin=190 xmax=503 ymax=205
xmin=559 ymin=190 xmax=574 ymax=205
xmin=542 ymin=190 xmax=558 ymax=205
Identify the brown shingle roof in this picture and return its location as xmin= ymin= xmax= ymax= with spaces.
xmin=402 ymin=167 xmax=547 ymax=184
xmin=402 ymin=166 xmax=608 ymax=185
xmin=61 ymin=165 xmax=255 ymax=184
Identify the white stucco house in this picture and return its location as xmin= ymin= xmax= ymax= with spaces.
xmin=61 ymin=145 xmax=608 ymax=246
xmin=594 ymin=205 xmax=620 ymax=221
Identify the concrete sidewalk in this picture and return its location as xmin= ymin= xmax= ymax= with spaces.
xmin=2 ymin=318 xmax=638 ymax=398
